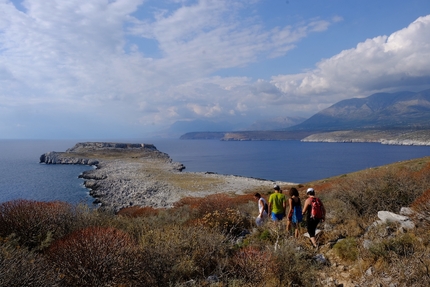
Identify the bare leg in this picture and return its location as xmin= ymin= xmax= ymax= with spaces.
xmin=294 ymin=224 xmax=301 ymax=238
xmin=286 ymin=220 xmax=291 ymax=235
xmin=310 ymin=237 xmax=318 ymax=248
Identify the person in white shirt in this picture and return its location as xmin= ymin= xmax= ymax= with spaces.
xmin=254 ymin=192 xmax=268 ymax=226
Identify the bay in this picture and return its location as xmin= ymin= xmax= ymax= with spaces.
xmin=150 ymin=139 xmax=430 ymax=183
xmin=1 ymin=139 xmax=430 ymax=205
xmin=0 ymin=139 xmax=94 ymax=205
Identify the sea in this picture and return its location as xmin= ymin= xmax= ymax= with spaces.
xmin=1 ymin=138 xmax=430 ymax=205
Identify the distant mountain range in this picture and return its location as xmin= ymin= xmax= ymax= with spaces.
xmin=163 ymin=116 xmax=305 ymax=138
xmin=288 ymin=89 xmax=430 ymax=131
xmin=180 ymin=89 xmax=430 ymax=144
xmin=247 ymin=116 xmax=306 ymax=130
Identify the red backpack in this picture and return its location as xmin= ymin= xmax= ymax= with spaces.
xmin=310 ymin=197 xmax=324 ymax=219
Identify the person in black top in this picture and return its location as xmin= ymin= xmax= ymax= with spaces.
xmin=286 ymin=187 xmax=303 ymax=238
xmin=302 ymin=188 xmax=326 ymax=248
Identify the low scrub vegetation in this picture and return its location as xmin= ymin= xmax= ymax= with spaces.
xmin=1 ymin=157 xmax=430 ymax=286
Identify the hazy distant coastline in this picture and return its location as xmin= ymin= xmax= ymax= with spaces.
xmin=301 ymin=129 xmax=430 ymax=146
xmin=180 ymin=129 xmax=430 ymax=146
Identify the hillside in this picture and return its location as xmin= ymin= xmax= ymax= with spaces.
xmin=2 ymin=149 xmax=429 ymax=286
xmin=288 ymin=89 xmax=430 ymax=131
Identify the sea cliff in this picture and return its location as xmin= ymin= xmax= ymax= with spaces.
xmin=40 ymin=142 xmax=294 ymax=212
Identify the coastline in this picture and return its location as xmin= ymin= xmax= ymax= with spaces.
xmin=301 ymin=130 xmax=430 ymax=146
xmin=40 ymin=142 xmax=295 ymax=212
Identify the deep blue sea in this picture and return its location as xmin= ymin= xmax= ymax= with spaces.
xmin=1 ymin=139 xmax=430 ymax=205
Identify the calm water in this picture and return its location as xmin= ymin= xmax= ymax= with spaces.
xmin=1 ymin=139 xmax=430 ymax=204
xmin=0 ymin=140 xmax=94 ymax=205
xmin=151 ymin=139 xmax=430 ymax=183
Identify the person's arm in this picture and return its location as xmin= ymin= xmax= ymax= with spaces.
xmin=282 ymin=196 xmax=287 ymax=215
xmin=321 ymin=201 xmax=326 ymax=221
xmin=288 ymin=198 xmax=292 ymax=217
xmin=258 ymin=199 xmax=263 ymax=218
xmin=268 ymin=197 xmax=272 ymax=215
xmin=302 ymin=199 xmax=309 ymax=216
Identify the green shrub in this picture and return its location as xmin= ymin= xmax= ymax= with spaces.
xmin=138 ymin=225 xmax=231 ymax=285
xmin=333 ymin=237 xmax=359 ymax=261
xmin=259 ymin=230 xmax=272 ymax=241
xmin=268 ymin=241 xmax=318 ymax=286
xmin=322 ymin=166 xmax=430 ymax=231
xmin=369 ymin=233 xmax=416 ymax=261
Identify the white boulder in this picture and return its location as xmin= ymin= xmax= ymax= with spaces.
xmin=377 ymin=211 xmax=415 ymax=230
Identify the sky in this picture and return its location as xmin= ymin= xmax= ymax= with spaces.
xmin=1 ymin=0 xmax=430 ymax=139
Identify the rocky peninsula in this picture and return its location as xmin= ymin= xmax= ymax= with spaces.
xmin=40 ymin=142 xmax=294 ymax=212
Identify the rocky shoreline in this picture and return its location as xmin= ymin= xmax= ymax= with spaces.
xmin=40 ymin=142 xmax=295 ymax=212
xmin=301 ymin=129 xmax=430 ymax=146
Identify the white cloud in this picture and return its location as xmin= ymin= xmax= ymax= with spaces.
xmin=271 ymin=15 xmax=430 ymax=106
xmin=1 ymin=0 xmax=428 ymax=138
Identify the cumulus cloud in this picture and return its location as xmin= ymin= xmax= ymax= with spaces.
xmin=271 ymin=15 xmax=430 ymax=106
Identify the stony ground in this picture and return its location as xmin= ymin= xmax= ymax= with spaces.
xmin=41 ymin=142 xmax=295 ymax=212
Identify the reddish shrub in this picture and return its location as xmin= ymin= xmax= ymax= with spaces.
xmin=0 ymin=199 xmax=74 ymax=250
xmin=410 ymin=188 xmax=430 ymax=227
xmin=46 ymin=226 xmax=141 ymax=286
xmin=196 ymin=208 xmax=252 ymax=236
xmin=229 ymin=246 xmax=273 ymax=284
xmin=116 ymin=205 xmax=160 ymax=217
xmin=174 ymin=193 xmax=254 ymax=216
xmin=312 ymin=180 xmax=338 ymax=193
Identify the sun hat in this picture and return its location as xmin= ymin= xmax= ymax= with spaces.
xmin=306 ymin=188 xmax=315 ymax=194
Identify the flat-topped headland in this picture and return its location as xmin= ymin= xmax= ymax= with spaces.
xmin=40 ymin=142 xmax=295 ymax=212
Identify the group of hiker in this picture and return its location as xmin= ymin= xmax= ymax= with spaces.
xmin=254 ymin=185 xmax=326 ymax=248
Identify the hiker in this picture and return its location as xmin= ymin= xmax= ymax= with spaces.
xmin=268 ymin=184 xmax=286 ymax=223
xmin=302 ymin=187 xmax=326 ymax=248
xmin=254 ymin=193 xmax=268 ymax=226
xmin=286 ymin=187 xmax=303 ymax=238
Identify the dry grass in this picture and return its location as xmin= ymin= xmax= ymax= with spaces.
xmin=68 ymin=149 xmax=169 ymax=162
xmin=151 ymin=172 xmax=226 ymax=192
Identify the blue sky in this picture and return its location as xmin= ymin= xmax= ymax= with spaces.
xmin=1 ymin=0 xmax=430 ymax=139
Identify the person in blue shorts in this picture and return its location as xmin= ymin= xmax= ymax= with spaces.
xmin=268 ymin=184 xmax=286 ymax=223
xmin=286 ymin=187 xmax=303 ymax=238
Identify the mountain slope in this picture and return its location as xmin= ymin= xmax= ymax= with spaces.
xmin=245 ymin=116 xmax=306 ymax=131
xmin=288 ymin=89 xmax=430 ymax=131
